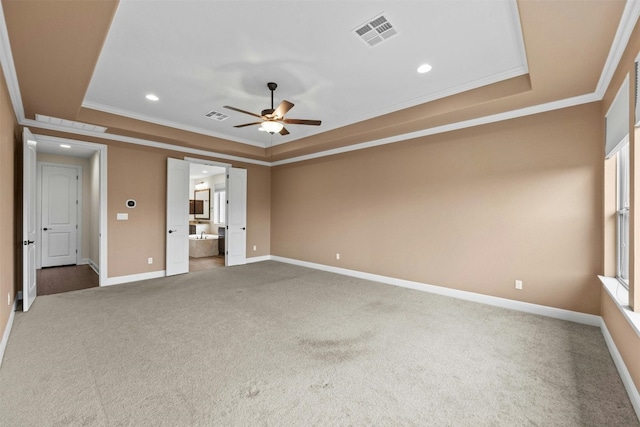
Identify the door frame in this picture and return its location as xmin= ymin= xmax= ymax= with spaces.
xmin=30 ymin=134 xmax=108 ymax=286
xmin=36 ymin=162 xmax=82 ymax=269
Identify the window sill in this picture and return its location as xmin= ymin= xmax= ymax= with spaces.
xmin=599 ymin=275 xmax=640 ymax=337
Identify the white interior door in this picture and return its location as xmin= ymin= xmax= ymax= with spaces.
xmin=22 ymin=128 xmax=37 ymax=311
xmin=166 ymin=158 xmax=189 ymax=276
xmin=226 ymin=167 xmax=247 ymax=266
xmin=41 ymin=164 xmax=78 ymax=267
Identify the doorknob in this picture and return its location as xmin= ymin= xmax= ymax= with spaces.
xmin=43 ymin=227 xmax=49 ymax=231
xmin=168 ymin=229 xmax=177 ymax=234
xmin=23 ymin=240 xmax=34 ymax=245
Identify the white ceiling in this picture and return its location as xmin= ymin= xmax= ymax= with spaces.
xmin=83 ymin=0 xmax=528 ymax=148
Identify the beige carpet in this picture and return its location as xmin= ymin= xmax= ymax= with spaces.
xmin=0 ymin=261 xmax=637 ymax=426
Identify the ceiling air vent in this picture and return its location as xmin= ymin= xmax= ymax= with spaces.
xmin=353 ymin=14 xmax=397 ymax=47
xmin=204 ymin=110 xmax=229 ymax=121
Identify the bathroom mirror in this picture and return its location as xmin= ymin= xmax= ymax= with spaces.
xmin=194 ymin=188 xmax=210 ymax=220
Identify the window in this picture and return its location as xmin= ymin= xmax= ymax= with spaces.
xmin=213 ymin=186 xmax=226 ymax=224
xmin=617 ymin=141 xmax=630 ymax=287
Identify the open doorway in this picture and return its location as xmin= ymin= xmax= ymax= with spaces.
xmin=31 ymin=134 xmax=106 ymax=297
xmin=188 ymin=162 xmax=227 ymax=272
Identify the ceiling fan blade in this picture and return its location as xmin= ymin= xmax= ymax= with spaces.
xmin=234 ymin=122 xmax=262 ymax=128
xmin=273 ymin=100 xmax=294 ymax=118
xmin=282 ymin=118 xmax=322 ymax=126
xmin=279 ymin=126 xmax=290 ymax=136
xmin=223 ymin=105 xmax=263 ymax=119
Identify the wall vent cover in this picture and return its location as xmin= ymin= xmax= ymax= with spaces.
xmin=353 ymin=14 xmax=397 ymax=47
xmin=205 ymin=110 xmax=230 ymax=121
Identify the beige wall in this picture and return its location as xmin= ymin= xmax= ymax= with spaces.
xmin=36 ymin=153 xmax=93 ymax=265
xmin=272 ymin=103 xmax=603 ymax=315
xmin=0 ymin=64 xmax=16 ymax=343
xmin=601 ymin=17 xmax=640 ymax=400
xmin=106 ymin=141 xmax=271 ymax=277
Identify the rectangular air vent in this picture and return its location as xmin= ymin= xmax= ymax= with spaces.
xmin=205 ymin=110 xmax=229 ymax=121
xmin=35 ymin=114 xmax=107 ymax=133
xmin=353 ymin=14 xmax=398 ymax=47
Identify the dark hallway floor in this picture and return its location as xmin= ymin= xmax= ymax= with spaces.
xmin=37 ymin=264 xmax=99 ymax=296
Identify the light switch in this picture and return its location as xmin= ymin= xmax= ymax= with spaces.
xmin=117 ymin=213 xmax=128 ymax=220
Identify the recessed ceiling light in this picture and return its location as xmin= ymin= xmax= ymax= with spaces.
xmin=145 ymin=94 xmax=159 ymax=101
xmin=60 ymin=144 xmax=71 ymax=149
xmin=417 ymin=63 xmax=432 ymax=74
xmin=202 ymin=170 xmax=208 ymax=174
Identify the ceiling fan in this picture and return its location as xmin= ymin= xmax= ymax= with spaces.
xmin=223 ymin=82 xmax=321 ymax=135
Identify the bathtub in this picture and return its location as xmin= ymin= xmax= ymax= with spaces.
xmin=189 ymin=234 xmax=219 ymax=258
xmin=189 ymin=234 xmax=219 ymax=240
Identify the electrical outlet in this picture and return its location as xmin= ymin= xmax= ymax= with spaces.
xmin=515 ymin=280 xmax=523 ymax=290
xmin=336 ymin=253 xmax=340 ymax=260
xmin=148 ymin=257 xmax=153 ymax=265
xmin=253 ymin=245 xmax=257 ymax=251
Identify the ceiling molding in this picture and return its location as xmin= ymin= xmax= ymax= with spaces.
xmin=268 ymin=65 xmax=530 ymax=148
xmin=595 ymin=0 xmax=640 ymax=98
xmin=0 ymin=1 xmax=24 ymax=122
xmin=22 ymin=119 xmax=271 ymax=167
xmin=271 ymin=92 xmax=600 ymax=166
xmin=0 ymin=1 xmax=637 ymax=168
xmin=81 ymin=101 xmax=266 ymax=148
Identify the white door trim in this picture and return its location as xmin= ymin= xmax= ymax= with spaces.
xmin=36 ymin=162 xmax=82 ymax=268
xmin=32 ymin=134 xmax=108 ymax=286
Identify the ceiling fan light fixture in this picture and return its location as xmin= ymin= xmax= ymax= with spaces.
xmin=260 ymin=121 xmax=283 ymax=134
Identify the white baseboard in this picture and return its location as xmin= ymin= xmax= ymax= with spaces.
xmin=271 ymin=256 xmax=601 ymax=327
xmin=601 ymin=319 xmax=640 ymax=420
xmin=86 ymin=259 xmax=99 ymax=275
xmin=103 ymin=270 xmax=166 ymax=287
xmin=246 ymin=255 xmax=270 ymax=264
xmin=0 ymin=299 xmax=17 ymax=368
xmin=78 ymin=258 xmax=89 ymax=265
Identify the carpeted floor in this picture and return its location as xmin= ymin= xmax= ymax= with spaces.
xmin=0 ymin=261 xmax=637 ymax=426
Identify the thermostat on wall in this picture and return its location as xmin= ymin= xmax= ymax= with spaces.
xmin=126 ymin=199 xmax=137 ymax=208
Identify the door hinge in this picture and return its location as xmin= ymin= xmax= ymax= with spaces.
xmin=76 ymin=225 xmax=78 ymax=229
xmin=76 ymin=200 xmax=78 ymax=205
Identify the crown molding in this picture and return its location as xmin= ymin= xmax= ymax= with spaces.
xmin=81 ymin=101 xmax=266 ymax=148
xmin=595 ymin=0 xmax=640 ymax=98
xmin=272 ymin=92 xmax=600 ymax=166
xmin=21 ymin=119 xmax=271 ymax=167
xmin=0 ymin=1 xmax=25 ymax=122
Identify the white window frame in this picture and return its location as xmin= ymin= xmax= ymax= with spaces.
xmin=617 ymin=140 xmax=630 ymax=288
